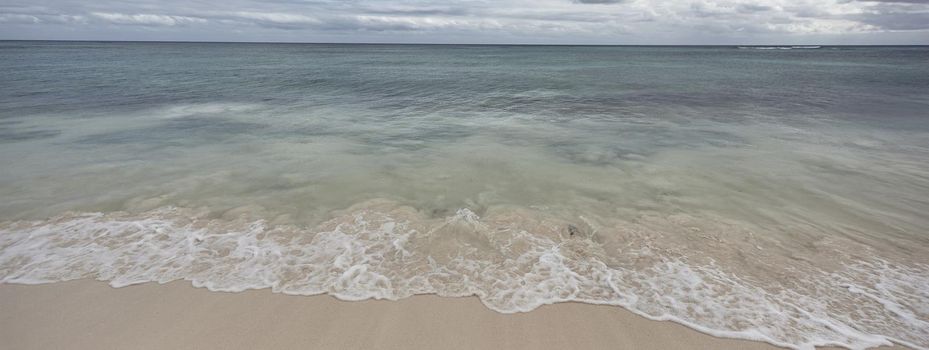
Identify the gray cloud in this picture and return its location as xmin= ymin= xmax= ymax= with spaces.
xmin=846 ymin=0 xmax=929 ymax=30
xmin=1 ymin=0 xmax=927 ymax=44
xmin=847 ymin=7 xmax=929 ymax=29
xmin=858 ymin=12 xmax=929 ymax=29
xmin=737 ymin=4 xmax=772 ymax=14
xmin=854 ymin=0 xmax=929 ymax=3
xmin=574 ymin=0 xmax=627 ymax=4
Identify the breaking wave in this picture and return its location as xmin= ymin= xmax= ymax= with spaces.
xmin=737 ymin=46 xmax=822 ymax=50
xmin=1 ymin=202 xmax=926 ymax=350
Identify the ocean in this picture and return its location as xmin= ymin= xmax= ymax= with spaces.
xmin=1 ymin=42 xmax=928 ymax=349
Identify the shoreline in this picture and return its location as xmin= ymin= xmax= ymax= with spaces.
xmin=0 ymin=280 xmax=910 ymax=350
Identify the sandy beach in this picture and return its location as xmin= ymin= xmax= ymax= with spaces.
xmin=2 ymin=43 xmax=928 ymax=349
xmin=0 ymin=280 xmax=909 ymax=350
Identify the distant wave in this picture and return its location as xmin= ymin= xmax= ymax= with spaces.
xmin=737 ymin=46 xmax=822 ymax=50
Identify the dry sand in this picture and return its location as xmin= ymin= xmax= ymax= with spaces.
xmin=0 ymin=280 xmax=909 ymax=350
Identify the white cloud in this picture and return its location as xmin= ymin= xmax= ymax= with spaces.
xmin=0 ymin=14 xmax=41 ymax=24
xmin=91 ymin=12 xmax=205 ymax=26
xmin=231 ymin=12 xmax=320 ymax=25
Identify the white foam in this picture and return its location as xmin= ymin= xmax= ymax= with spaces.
xmin=737 ymin=46 xmax=821 ymax=50
xmin=154 ymin=103 xmax=265 ymax=119
xmin=1 ymin=207 xmax=927 ymax=350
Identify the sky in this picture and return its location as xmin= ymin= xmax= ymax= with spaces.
xmin=1 ymin=0 xmax=928 ymax=44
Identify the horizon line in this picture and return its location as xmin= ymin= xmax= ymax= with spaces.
xmin=2 ymin=39 xmax=927 ymax=47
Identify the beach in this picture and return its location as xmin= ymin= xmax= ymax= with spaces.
xmin=0 ymin=280 xmax=908 ymax=350
xmin=2 ymin=43 xmax=928 ymax=349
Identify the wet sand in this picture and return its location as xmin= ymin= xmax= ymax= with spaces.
xmin=0 ymin=280 xmax=909 ymax=350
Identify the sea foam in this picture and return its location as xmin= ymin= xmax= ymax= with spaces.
xmin=1 ymin=203 xmax=926 ymax=350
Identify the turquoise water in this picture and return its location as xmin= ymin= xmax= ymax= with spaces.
xmin=1 ymin=42 xmax=928 ymax=349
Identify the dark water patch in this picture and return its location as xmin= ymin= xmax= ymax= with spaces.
xmin=0 ymin=127 xmax=62 ymax=143
xmin=513 ymin=125 xmax=751 ymax=166
xmin=353 ymin=124 xmax=477 ymax=152
xmin=545 ymin=142 xmax=641 ymax=166
xmin=471 ymin=89 xmax=835 ymax=121
xmin=279 ymin=125 xmax=344 ymax=139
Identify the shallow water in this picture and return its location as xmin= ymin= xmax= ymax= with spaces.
xmin=1 ymin=42 xmax=928 ymax=349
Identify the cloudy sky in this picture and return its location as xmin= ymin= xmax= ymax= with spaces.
xmin=1 ymin=0 xmax=928 ymax=44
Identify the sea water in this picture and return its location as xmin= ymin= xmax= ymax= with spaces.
xmin=1 ymin=42 xmax=928 ymax=349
